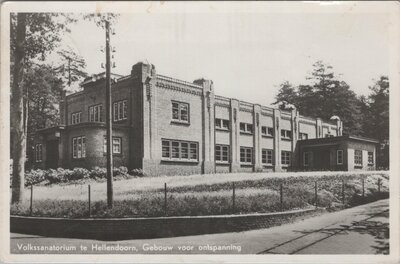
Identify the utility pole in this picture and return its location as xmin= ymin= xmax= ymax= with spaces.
xmin=105 ymin=19 xmax=113 ymax=208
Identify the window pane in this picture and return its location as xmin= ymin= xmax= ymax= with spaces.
xmin=262 ymin=127 xmax=266 ymax=135
xmin=215 ymin=118 xmax=221 ymax=128
xmin=268 ymin=127 xmax=273 ymax=136
xmin=172 ymin=103 xmax=179 ymax=120
xmin=281 ymin=130 xmax=285 ymax=137
xmin=247 ymin=124 xmax=253 ymax=133
xmin=240 ymin=123 xmax=246 ymax=132
xmin=189 ymin=143 xmax=197 ymax=159
xmin=103 ymin=136 xmax=107 ymax=153
xmin=113 ymin=138 xmax=121 ymax=154
xmin=222 ymin=146 xmax=229 ymax=161
xmin=181 ymin=142 xmax=189 ymax=159
xmin=123 ymin=101 xmax=127 ymax=119
xmin=222 ymin=120 xmax=229 ymax=129
xmin=287 ymin=131 xmax=292 ymax=139
xmin=240 ymin=148 xmax=245 ymax=162
xmin=114 ymin=103 xmax=118 ymax=121
xmin=172 ymin=142 xmax=180 ymax=158
xmin=82 ymin=137 xmax=86 ymax=157
xmin=215 ymin=145 xmax=221 ymax=161
xmin=180 ymin=104 xmax=188 ymax=121
xmin=162 ymin=141 xmax=170 ymax=158
xmin=77 ymin=137 xmax=82 ymax=158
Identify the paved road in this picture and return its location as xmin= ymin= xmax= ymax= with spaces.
xmin=10 ymin=199 xmax=389 ymax=255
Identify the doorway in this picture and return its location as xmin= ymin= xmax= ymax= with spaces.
xmin=46 ymin=140 xmax=59 ymax=169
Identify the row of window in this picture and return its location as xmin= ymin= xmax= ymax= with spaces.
xmin=70 ymin=100 xmax=128 ymax=125
xmin=72 ymin=136 xmax=121 ymax=159
xmin=170 ymin=101 xmax=307 ymax=140
xmin=161 ymin=139 xmax=198 ymax=161
xmin=302 ymin=150 xmax=374 ymax=166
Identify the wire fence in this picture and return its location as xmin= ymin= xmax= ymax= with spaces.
xmin=22 ymin=174 xmax=388 ymax=218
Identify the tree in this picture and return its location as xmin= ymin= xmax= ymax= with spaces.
xmin=364 ymin=76 xmax=389 ymax=168
xmin=10 ymin=13 xmax=77 ymax=203
xmin=55 ymin=48 xmax=88 ymax=93
xmin=274 ymin=61 xmax=364 ymax=135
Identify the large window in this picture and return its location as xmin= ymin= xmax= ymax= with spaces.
xmin=113 ymin=100 xmax=127 ymax=121
xmin=89 ymin=104 xmax=103 ymax=122
xmin=35 ymin=144 xmax=43 ymax=162
xmin=281 ymin=151 xmax=291 ymax=166
xmin=354 ymin=150 xmax=362 ymax=166
xmin=368 ymin=151 xmax=374 ymax=166
xmin=215 ymin=118 xmax=230 ymax=130
xmin=71 ymin=112 xmax=82 ymax=125
xmin=215 ymin=145 xmax=229 ymax=163
xmin=337 ymin=150 xmax=343 ymax=165
xmin=240 ymin=147 xmax=253 ymax=164
xmin=162 ymin=139 xmax=198 ymax=161
xmin=172 ymin=101 xmax=189 ymax=123
xmin=281 ymin=129 xmax=292 ymax=140
xmin=240 ymin=123 xmax=253 ymax=134
xmin=72 ymin=136 xmax=86 ymax=159
xmin=103 ymin=136 xmax=122 ymax=154
xmin=262 ymin=149 xmax=273 ymax=165
xmin=303 ymin=152 xmax=311 ymax=166
xmin=299 ymin=133 xmax=308 ymax=140
xmin=261 ymin=126 xmax=274 ymax=137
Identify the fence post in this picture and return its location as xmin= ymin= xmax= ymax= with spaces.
xmin=88 ymin=184 xmax=91 ymax=217
xmin=232 ymin=182 xmax=235 ymax=214
xmin=314 ymin=181 xmax=318 ymax=208
xmin=341 ymin=179 xmax=345 ymax=205
xmin=361 ymin=178 xmax=365 ymax=198
xmin=30 ymin=184 xmax=33 ymax=216
xmin=377 ymin=178 xmax=381 ymax=195
xmin=280 ymin=183 xmax=283 ymax=211
xmin=164 ymin=183 xmax=167 ymax=216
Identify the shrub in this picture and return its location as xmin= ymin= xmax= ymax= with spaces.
xmin=45 ymin=169 xmax=63 ymax=184
xmin=113 ymin=166 xmax=129 ymax=177
xmin=69 ymin=168 xmax=90 ymax=181
xmin=89 ymin=167 xmax=106 ymax=179
xmin=25 ymin=169 xmax=46 ymax=186
xmin=130 ymin=168 xmax=146 ymax=177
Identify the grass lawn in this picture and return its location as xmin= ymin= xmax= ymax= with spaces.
xmin=11 ymin=171 xmax=389 ymax=218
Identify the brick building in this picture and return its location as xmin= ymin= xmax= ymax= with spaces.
xmin=32 ymin=62 xmax=377 ymax=175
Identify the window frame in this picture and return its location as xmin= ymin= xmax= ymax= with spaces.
xmin=262 ymin=148 xmax=273 ymax=165
xmin=261 ymin=126 xmax=274 ymax=137
xmin=88 ymin=104 xmax=103 ymax=122
xmin=368 ymin=151 xmax=374 ymax=166
xmin=161 ymin=139 xmax=199 ymax=162
xmin=71 ymin=111 xmax=82 ymax=125
xmin=72 ymin=136 xmax=86 ymax=159
xmin=103 ymin=136 xmax=123 ymax=155
xmin=337 ymin=150 xmax=343 ymax=165
xmin=281 ymin=151 xmax=291 ymax=166
xmin=354 ymin=149 xmax=363 ymax=167
xmin=215 ymin=118 xmax=230 ymax=131
xmin=239 ymin=122 xmax=253 ymax=135
xmin=240 ymin=146 xmax=253 ymax=164
xmin=281 ymin=129 xmax=292 ymax=140
xmin=299 ymin=132 xmax=308 ymax=140
xmin=215 ymin=144 xmax=230 ymax=163
xmin=113 ymin=100 xmax=128 ymax=122
xmin=35 ymin=144 xmax=43 ymax=162
xmin=171 ymin=101 xmax=190 ymax=124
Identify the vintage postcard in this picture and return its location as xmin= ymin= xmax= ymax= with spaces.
xmin=0 ymin=1 xmax=399 ymax=263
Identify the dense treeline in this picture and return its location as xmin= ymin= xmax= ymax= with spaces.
xmin=274 ymin=61 xmax=389 ymax=168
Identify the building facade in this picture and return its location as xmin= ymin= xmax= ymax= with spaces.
xmin=33 ymin=62 xmax=377 ymax=175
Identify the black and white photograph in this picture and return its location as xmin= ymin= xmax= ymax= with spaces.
xmin=1 ymin=1 xmax=399 ymax=263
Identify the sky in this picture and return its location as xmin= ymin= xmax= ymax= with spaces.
xmin=58 ymin=2 xmax=391 ymax=106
